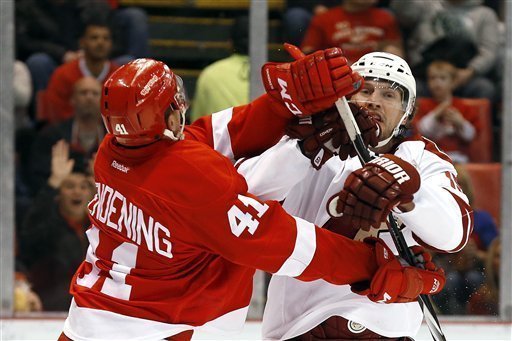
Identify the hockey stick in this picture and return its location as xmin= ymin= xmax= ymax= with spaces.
xmin=335 ymin=97 xmax=447 ymax=341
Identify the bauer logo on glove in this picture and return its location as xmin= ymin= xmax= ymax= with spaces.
xmin=370 ymin=156 xmax=411 ymax=185
xmin=327 ymin=154 xmax=420 ymax=231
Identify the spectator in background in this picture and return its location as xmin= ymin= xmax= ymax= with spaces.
xmin=14 ymin=61 xmax=35 ymax=231
xmin=14 ymin=61 xmax=33 ymax=130
xmin=16 ymin=0 xmax=148 ymax=121
xmin=19 ymin=140 xmax=94 ymax=311
xmin=28 ymin=77 xmax=104 ymax=194
xmin=282 ymin=0 xmax=339 ymax=46
xmin=107 ymin=0 xmax=150 ymax=65
xmin=13 ymin=271 xmax=43 ymax=313
xmin=301 ymin=0 xmax=403 ymax=63
xmin=16 ymin=0 xmax=86 ymax=99
xmin=190 ymin=16 xmax=250 ymax=122
xmin=390 ymin=0 xmax=499 ymax=103
xmin=43 ymin=22 xmax=118 ymax=124
xmin=414 ymin=61 xmax=482 ymax=163
xmin=468 ymin=237 xmax=500 ymax=315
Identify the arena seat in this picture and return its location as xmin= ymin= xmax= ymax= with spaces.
xmin=459 ymin=98 xmax=493 ymax=163
xmin=148 ymin=16 xmax=287 ymax=65
xmin=463 ymin=163 xmax=501 ymax=225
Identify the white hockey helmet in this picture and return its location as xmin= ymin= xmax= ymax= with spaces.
xmin=351 ymin=52 xmax=416 ymax=147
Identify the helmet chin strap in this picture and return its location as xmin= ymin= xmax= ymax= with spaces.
xmin=375 ymin=131 xmax=394 ymax=148
xmin=163 ymin=129 xmax=183 ymax=141
xmin=374 ymin=112 xmax=410 ymax=148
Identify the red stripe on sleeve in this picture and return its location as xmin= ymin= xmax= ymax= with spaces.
xmin=413 ymin=189 xmax=473 ymax=253
xmin=421 ymin=137 xmax=454 ymax=164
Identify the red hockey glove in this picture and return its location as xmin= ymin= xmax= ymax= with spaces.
xmin=352 ymin=238 xmax=445 ymax=303
xmin=327 ymin=154 xmax=420 ymax=231
xmin=262 ymin=43 xmax=363 ymax=116
xmin=286 ymin=103 xmax=378 ymax=169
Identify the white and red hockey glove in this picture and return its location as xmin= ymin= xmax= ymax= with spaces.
xmin=327 ymin=154 xmax=420 ymax=231
xmin=286 ymin=103 xmax=378 ymax=169
xmin=262 ymin=43 xmax=363 ymax=116
xmin=353 ymin=237 xmax=445 ymax=304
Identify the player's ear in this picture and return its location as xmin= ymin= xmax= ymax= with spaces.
xmin=164 ymin=107 xmax=174 ymax=130
xmin=166 ymin=109 xmax=182 ymax=132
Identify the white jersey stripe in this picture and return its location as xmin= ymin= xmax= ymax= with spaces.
xmin=211 ymin=108 xmax=235 ymax=162
xmin=64 ymin=299 xmax=249 ymax=340
xmin=274 ymin=217 xmax=316 ymax=277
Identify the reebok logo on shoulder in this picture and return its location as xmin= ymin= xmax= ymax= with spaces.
xmin=111 ymin=160 xmax=130 ymax=173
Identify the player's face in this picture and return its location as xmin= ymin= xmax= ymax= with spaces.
xmin=166 ymin=109 xmax=184 ymax=140
xmin=350 ymin=80 xmax=405 ymax=142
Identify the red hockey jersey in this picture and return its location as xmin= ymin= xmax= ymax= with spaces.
xmin=63 ymin=96 xmax=378 ymax=340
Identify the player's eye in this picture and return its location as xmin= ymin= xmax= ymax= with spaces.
xmin=383 ymin=90 xmax=398 ymax=100
xmin=360 ymin=88 xmax=371 ymax=96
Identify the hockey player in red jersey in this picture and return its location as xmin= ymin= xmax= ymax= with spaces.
xmin=238 ymin=52 xmax=472 ymax=340
xmin=60 ymin=55 xmax=445 ymax=340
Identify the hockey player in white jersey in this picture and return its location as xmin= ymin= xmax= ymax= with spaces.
xmin=238 ymin=52 xmax=473 ymax=340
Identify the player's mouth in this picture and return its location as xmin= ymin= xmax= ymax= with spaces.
xmin=368 ymin=111 xmax=383 ymax=123
xmin=368 ymin=112 xmax=384 ymax=138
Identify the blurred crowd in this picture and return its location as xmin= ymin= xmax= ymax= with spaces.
xmin=12 ymin=0 xmax=503 ymax=315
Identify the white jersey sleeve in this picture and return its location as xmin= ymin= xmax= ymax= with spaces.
xmin=236 ymin=137 xmax=313 ymax=201
xmin=393 ymin=139 xmax=472 ymax=252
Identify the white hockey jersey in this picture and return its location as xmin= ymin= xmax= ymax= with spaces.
xmin=237 ymin=135 xmax=473 ymax=339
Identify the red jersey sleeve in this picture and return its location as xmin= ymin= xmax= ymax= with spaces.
xmin=172 ymin=147 xmax=377 ymax=285
xmin=185 ymin=94 xmax=292 ymax=161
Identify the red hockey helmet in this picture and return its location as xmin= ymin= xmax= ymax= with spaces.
xmin=101 ymin=58 xmax=188 ymax=146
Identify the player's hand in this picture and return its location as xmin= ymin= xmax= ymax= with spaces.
xmin=261 ymin=43 xmax=363 ymax=116
xmin=352 ymin=237 xmax=445 ymax=303
xmin=327 ymin=154 xmax=420 ymax=230
xmin=286 ymin=103 xmax=378 ymax=169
